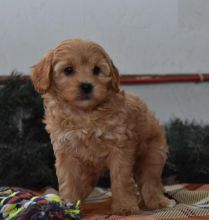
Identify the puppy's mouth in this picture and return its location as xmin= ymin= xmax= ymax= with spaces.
xmin=79 ymin=94 xmax=92 ymax=101
xmin=74 ymin=94 xmax=96 ymax=110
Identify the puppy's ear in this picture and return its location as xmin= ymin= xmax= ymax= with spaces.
xmin=110 ymin=60 xmax=120 ymax=92
xmin=31 ymin=51 xmax=53 ymax=93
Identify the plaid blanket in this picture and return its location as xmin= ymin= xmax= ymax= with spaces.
xmin=82 ymin=184 xmax=209 ymax=220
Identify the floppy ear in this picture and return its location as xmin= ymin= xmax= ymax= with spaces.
xmin=31 ymin=51 xmax=53 ymax=93
xmin=110 ymin=60 xmax=120 ymax=92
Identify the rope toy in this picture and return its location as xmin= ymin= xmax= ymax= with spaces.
xmin=0 ymin=187 xmax=80 ymax=220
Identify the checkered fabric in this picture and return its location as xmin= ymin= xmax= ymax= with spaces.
xmin=82 ymin=184 xmax=209 ymax=220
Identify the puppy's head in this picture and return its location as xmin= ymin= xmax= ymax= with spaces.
xmin=31 ymin=39 xmax=119 ymax=110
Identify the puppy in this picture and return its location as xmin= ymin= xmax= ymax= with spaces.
xmin=31 ymin=39 xmax=174 ymax=215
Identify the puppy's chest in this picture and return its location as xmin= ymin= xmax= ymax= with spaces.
xmin=55 ymin=115 xmax=137 ymax=155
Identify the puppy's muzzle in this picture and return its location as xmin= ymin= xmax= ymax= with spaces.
xmin=80 ymin=83 xmax=93 ymax=95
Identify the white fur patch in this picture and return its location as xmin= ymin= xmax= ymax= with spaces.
xmin=167 ymin=199 xmax=176 ymax=208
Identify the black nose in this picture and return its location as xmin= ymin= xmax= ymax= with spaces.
xmin=80 ymin=83 xmax=93 ymax=94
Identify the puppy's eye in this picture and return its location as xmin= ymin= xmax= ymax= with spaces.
xmin=93 ymin=66 xmax=101 ymax=76
xmin=64 ymin=66 xmax=74 ymax=76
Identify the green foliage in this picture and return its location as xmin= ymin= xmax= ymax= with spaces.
xmin=165 ymin=119 xmax=209 ymax=183
xmin=0 ymin=72 xmax=57 ymax=189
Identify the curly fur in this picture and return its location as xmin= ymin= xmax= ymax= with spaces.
xmin=31 ymin=39 xmax=175 ymax=214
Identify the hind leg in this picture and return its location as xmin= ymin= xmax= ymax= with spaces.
xmin=135 ymin=142 xmax=175 ymax=209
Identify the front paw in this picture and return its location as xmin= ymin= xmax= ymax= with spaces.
xmin=112 ymin=202 xmax=140 ymax=215
xmin=145 ymin=195 xmax=176 ymax=210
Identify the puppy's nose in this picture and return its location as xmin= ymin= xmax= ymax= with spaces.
xmin=80 ymin=83 xmax=93 ymax=94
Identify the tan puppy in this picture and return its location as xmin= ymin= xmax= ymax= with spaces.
xmin=31 ymin=39 xmax=174 ymax=215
